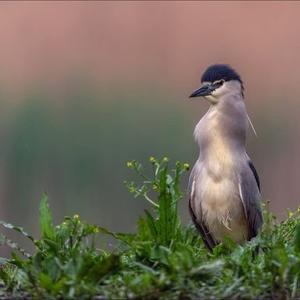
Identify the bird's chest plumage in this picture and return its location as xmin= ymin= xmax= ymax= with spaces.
xmin=195 ymin=112 xmax=234 ymax=178
xmin=192 ymin=111 xmax=248 ymax=243
xmin=194 ymin=169 xmax=247 ymax=243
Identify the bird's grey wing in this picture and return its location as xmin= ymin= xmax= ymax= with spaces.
xmin=238 ymin=160 xmax=263 ymax=240
xmin=188 ymin=164 xmax=217 ymax=251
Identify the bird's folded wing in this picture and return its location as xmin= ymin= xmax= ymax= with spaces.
xmin=188 ymin=166 xmax=217 ymax=250
xmin=238 ymin=161 xmax=263 ymax=240
xmin=188 ymin=197 xmax=217 ymax=250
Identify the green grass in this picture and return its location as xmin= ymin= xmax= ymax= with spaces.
xmin=0 ymin=157 xmax=299 ymax=299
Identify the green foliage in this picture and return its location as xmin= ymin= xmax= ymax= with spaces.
xmin=39 ymin=193 xmax=56 ymax=241
xmin=0 ymin=194 xmax=119 ymax=299
xmin=125 ymin=157 xmax=191 ymax=247
xmin=0 ymin=157 xmax=300 ymax=299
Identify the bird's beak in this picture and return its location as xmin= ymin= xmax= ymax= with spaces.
xmin=189 ymin=82 xmax=221 ymax=98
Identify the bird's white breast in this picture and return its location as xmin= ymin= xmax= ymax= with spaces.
xmin=193 ymin=169 xmax=247 ymax=243
xmin=194 ymin=111 xmax=234 ymax=179
xmin=192 ymin=108 xmax=248 ymax=243
xmin=191 ymin=94 xmax=250 ymax=244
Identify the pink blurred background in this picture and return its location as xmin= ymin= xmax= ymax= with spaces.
xmin=1 ymin=2 xmax=300 ymax=95
xmin=0 ymin=2 xmax=299 ymax=249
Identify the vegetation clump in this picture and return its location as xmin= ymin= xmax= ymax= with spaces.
xmin=0 ymin=157 xmax=299 ymax=299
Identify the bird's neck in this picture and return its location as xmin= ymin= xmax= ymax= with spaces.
xmin=194 ymin=96 xmax=248 ymax=170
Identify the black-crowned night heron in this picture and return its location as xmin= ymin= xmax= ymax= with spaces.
xmin=188 ymin=64 xmax=263 ymax=250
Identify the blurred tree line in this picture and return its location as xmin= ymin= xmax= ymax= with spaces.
xmin=0 ymin=82 xmax=295 ymax=255
xmin=0 ymin=84 xmax=195 ymax=243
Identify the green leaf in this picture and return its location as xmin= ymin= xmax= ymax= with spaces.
xmin=39 ymin=194 xmax=56 ymax=241
xmin=189 ymin=260 xmax=225 ymax=278
xmin=84 ymin=254 xmax=119 ymax=282
xmin=157 ymin=166 xmax=169 ymax=245
xmin=39 ymin=272 xmax=53 ymax=290
xmin=144 ymin=210 xmax=157 ymax=240
xmin=294 ymin=223 xmax=300 ymax=252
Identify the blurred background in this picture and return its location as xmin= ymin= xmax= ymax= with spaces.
xmin=0 ymin=2 xmax=299 ymax=253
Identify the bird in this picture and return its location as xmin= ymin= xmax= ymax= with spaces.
xmin=188 ymin=64 xmax=263 ymax=250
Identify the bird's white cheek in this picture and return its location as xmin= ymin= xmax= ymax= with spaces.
xmin=211 ymin=86 xmax=227 ymax=97
xmin=206 ymin=87 xmax=226 ymax=103
xmin=205 ymin=94 xmax=218 ymax=104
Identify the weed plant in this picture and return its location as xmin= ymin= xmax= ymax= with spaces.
xmin=0 ymin=157 xmax=299 ymax=299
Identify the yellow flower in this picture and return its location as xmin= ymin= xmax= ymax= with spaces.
xmin=129 ymin=186 xmax=136 ymax=193
xmin=149 ymin=156 xmax=155 ymax=162
xmin=183 ymin=163 xmax=190 ymax=170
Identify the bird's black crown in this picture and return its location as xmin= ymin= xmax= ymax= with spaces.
xmin=201 ymin=64 xmax=242 ymax=84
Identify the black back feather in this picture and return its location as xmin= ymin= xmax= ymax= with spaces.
xmin=248 ymin=160 xmax=261 ymax=192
